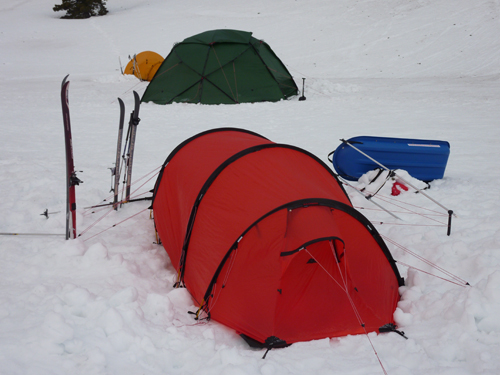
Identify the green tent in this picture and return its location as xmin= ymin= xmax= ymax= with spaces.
xmin=141 ymin=29 xmax=299 ymax=105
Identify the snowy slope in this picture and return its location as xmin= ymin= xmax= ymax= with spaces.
xmin=0 ymin=0 xmax=499 ymax=374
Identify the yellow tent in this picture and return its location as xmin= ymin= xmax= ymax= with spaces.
xmin=124 ymin=51 xmax=164 ymax=81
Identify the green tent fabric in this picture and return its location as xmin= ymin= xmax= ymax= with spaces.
xmin=141 ymin=29 xmax=299 ymax=105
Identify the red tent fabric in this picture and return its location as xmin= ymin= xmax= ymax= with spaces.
xmin=152 ymin=128 xmax=403 ymax=348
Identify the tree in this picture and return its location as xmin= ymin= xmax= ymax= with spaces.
xmin=53 ymin=0 xmax=108 ymax=19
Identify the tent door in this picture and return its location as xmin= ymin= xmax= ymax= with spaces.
xmin=275 ymin=238 xmax=357 ymax=341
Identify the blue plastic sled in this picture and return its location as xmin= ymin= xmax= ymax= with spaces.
xmin=331 ymin=136 xmax=450 ymax=182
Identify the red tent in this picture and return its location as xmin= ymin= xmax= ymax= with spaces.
xmin=152 ymin=128 xmax=403 ymax=348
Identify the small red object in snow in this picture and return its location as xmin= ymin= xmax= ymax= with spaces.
xmin=391 ymin=181 xmax=409 ymax=196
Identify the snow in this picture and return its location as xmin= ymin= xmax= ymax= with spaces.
xmin=1 ymin=0 xmax=499 ymax=373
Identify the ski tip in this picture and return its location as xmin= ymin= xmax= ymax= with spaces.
xmin=118 ymin=97 xmax=125 ymax=110
xmin=132 ymin=91 xmax=141 ymax=117
xmin=62 ymin=74 xmax=70 ymax=88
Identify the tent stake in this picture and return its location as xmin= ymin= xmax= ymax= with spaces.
xmin=341 ymin=139 xmax=456 ymax=217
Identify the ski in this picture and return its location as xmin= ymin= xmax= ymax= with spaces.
xmin=61 ymin=75 xmax=82 ymax=240
xmin=124 ymin=91 xmax=141 ymax=203
xmin=112 ymin=98 xmax=125 ymax=210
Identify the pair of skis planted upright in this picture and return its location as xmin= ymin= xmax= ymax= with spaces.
xmin=112 ymin=91 xmax=141 ymax=210
xmin=61 ymin=75 xmax=82 ymax=240
xmin=60 ymin=77 xmax=141 ymax=239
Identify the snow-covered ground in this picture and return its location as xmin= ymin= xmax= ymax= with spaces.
xmin=1 ymin=0 xmax=499 ymax=374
